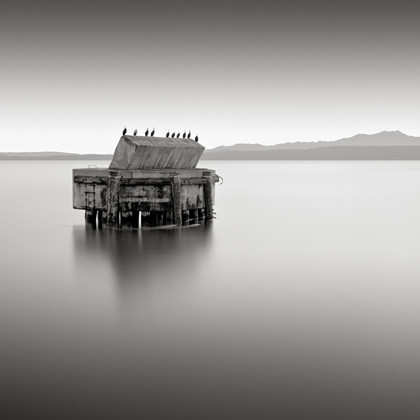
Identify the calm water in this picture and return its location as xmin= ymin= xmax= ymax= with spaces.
xmin=2 ymin=160 xmax=420 ymax=419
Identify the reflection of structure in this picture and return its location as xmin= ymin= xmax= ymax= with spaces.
xmin=72 ymin=224 xmax=213 ymax=300
xmin=73 ymin=136 xmax=219 ymax=229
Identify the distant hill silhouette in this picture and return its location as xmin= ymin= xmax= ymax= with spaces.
xmin=2 ymin=131 xmax=420 ymax=160
xmin=0 ymin=152 xmax=113 ymax=160
xmin=202 ymin=131 xmax=420 ymax=160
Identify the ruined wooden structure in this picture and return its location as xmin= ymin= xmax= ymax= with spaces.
xmin=73 ymin=136 xmax=219 ymax=228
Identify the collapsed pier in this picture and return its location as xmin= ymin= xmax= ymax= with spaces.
xmin=73 ymin=135 xmax=219 ymax=228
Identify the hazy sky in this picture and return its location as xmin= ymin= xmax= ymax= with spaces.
xmin=1 ymin=0 xmax=419 ymax=152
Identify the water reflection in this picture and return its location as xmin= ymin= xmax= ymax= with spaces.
xmin=72 ymin=223 xmax=213 ymax=307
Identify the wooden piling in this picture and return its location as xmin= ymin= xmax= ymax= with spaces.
xmin=156 ymin=212 xmax=164 ymax=226
xmin=204 ymin=177 xmax=214 ymax=220
xmin=141 ymin=211 xmax=152 ymax=227
xmin=172 ymin=176 xmax=182 ymax=226
xmin=97 ymin=210 xmax=106 ymax=228
xmin=106 ymin=175 xmax=121 ymax=228
xmin=190 ymin=209 xmax=198 ymax=223
xmin=121 ymin=211 xmax=138 ymax=228
xmin=132 ymin=210 xmax=139 ymax=228
xmin=164 ymin=211 xmax=173 ymax=225
xmin=182 ymin=210 xmax=189 ymax=225
xmin=85 ymin=209 xmax=97 ymax=227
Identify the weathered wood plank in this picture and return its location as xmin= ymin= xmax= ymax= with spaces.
xmin=120 ymin=179 xmax=172 ymax=186
xmin=74 ymin=176 xmax=108 ymax=185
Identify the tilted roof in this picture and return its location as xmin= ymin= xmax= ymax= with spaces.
xmin=109 ymin=136 xmax=205 ymax=170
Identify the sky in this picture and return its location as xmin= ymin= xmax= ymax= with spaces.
xmin=1 ymin=0 xmax=419 ymax=153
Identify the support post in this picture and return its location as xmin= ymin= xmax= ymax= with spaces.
xmin=156 ymin=212 xmax=164 ymax=226
xmin=121 ymin=211 xmax=138 ymax=228
xmin=190 ymin=209 xmax=198 ymax=224
xmin=182 ymin=210 xmax=189 ymax=225
xmin=204 ymin=177 xmax=214 ymax=220
xmin=164 ymin=211 xmax=173 ymax=225
xmin=141 ymin=211 xmax=152 ymax=227
xmin=132 ymin=210 xmax=139 ymax=228
xmin=172 ymin=176 xmax=182 ymax=226
xmin=85 ymin=209 xmax=97 ymax=228
xmin=107 ymin=175 xmax=121 ymax=228
xmin=97 ymin=210 xmax=107 ymax=228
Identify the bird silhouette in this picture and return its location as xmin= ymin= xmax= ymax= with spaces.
xmin=171 ymin=132 xmax=176 ymax=138
xmin=182 ymin=131 xmax=186 ymax=138
xmin=187 ymin=131 xmax=191 ymax=139
xmin=151 ymin=128 xmax=155 ymax=137
xmin=195 ymin=135 xmax=199 ymax=142
xmin=122 ymin=127 xmax=127 ymax=136
xmin=176 ymin=133 xmax=180 ymax=138
xmin=166 ymin=131 xmax=170 ymax=138
xmin=145 ymin=128 xmax=149 ymax=136
xmin=133 ymin=129 xmax=138 ymax=136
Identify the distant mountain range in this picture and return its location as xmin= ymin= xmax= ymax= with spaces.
xmin=0 ymin=151 xmax=113 ymax=160
xmin=201 ymin=131 xmax=420 ymax=160
xmin=2 ymin=131 xmax=420 ymax=160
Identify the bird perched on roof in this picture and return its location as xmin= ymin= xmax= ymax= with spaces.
xmin=151 ymin=128 xmax=155 ymax=137
xmin=166 ymin=131 xmax=170 ymax=138
xmin=145 ymin=128 xmax=149 ymax=136
xmin=187 ymin=131 xmax=191 ymax=139
xmin=182 ymin=131 xmax=186 ymax=138
xmin=171 ymin=132 xmax=176 ymax=138
xmin=195 ymin=135 xmax=199 ymax=142
xmin=133 ymin=129 xmax=138 ymax=136
xmin=122 ymin=127 xmax=127 ymax=136
xmin=176 ymin=133 xmax=180 ymax=138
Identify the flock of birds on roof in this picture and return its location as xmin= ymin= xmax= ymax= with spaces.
xmin=122 ymin=127 xmax=199 ymax=143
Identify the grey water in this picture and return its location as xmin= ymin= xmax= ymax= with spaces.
xmin=2 ymin=160 xmax=420 ymax=419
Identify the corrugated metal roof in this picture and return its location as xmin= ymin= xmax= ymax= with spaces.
xmin=109 ymin=136 xmax=205 ymax=170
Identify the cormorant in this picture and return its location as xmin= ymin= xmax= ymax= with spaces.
xmin=176 ymin=133 xmax=180 ymax=138
xmin=122 ymin=127 xmax=127 ymax=136
xmin=166 ymin=131 xmax=170 ymax=138
xmin=133 ymin=129 xmax=138 ymax=136
xmin=195 ymin=135 xmax=199 ymax=142
xmin=171 ymin=132 xmax=176 ymax=138
xmin=145 ymin=128 xmax=149 ymax=136
xmin=182 ymin=131 xmax=186 ymax=138
xmin=151 ymin=128 xmax=155 ymax=137
xmin=187 ymin=131 xmax=191 ymax=139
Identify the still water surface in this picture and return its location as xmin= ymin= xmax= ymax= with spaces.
xmin=1 ymin=161 xmax=420 ymax=419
